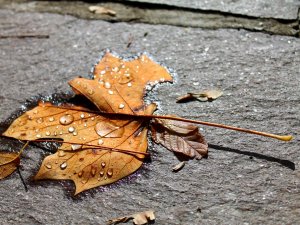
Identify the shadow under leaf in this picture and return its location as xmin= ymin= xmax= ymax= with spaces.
xmin=209 ymin=143 xmax=295 ymax=170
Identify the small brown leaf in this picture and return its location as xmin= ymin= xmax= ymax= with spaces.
xmin=88 ymin=6 xmax=116 ymax=16
xmin=177 ymin=89 xmax=223 ymax=102
xmin=107 ymin=210 xmax=155 ymax=225
xmin=151 ymin=116 xmax=208 ymax=159
xmin=172 ymin=161 xmax=185 ymax=172
xmin=0 ymin=152 xmax=20 ymax=179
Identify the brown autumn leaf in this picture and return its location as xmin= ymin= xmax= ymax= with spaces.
xmin=151 ymin=116 xmax=208 ymax=159
xmin=3 ymin=52 xmax=173 ymax=194
xmin=107 ymin=210 xmax=155 ymax=225
xmin=176 ymin=89 xmax=223 ymax=102
xmin=0 ymin=151 xmax=20 ymax=179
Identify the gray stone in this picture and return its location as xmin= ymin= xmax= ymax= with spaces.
xmin=126 ymin=0 xmax=300 ymax=20
xmin=0 ymin=9 xmax=300 ymax=225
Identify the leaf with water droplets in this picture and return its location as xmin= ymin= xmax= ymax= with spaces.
xmin=3 ymin=52 xmax=173 ymax=194
xmin=0 ymin=151 xmax=20 ymax=179
xmin=151 ymin=116 xmax=208 ymax=159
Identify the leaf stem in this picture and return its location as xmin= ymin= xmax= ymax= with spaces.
xmin=40 ymin=104 xmax=293 ymax=142
xmin=151 ymin=115 xmax=293 ymax=141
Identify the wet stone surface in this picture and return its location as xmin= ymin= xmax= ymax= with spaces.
xmin=0 ymin=9 xmax=300 ymax=225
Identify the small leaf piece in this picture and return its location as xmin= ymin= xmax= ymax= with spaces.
xmin=172 ymin=161 xmax=185 ymax=172
xmin=151 ymin=116 xmax=208 ymax=159
xmin=177 ymin=89 xmax=223 ymax=102
xmin=0 ymin=152 xmax=20 ymax=179
xmin=88 ymin=6 xmax=116 ymax=16
xmin=107 ymin=210 xmax=155 ymax=225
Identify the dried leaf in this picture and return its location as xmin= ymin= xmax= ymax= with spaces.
xmin=0 ymin=152 xmax=20 ymax=179
xmin=177 ymin=89 xmax=223 ymax=102
xmin=107 ymin=210 xmax=155 ymax=225
xmin=172 ymin=161 xmax=185 ymax=172
xmin=3 ymin=52 xmax=173 ymax=194
xmin=151 ymin=117 xmax=208 ymax=159
xmin=89 ymin=6 xmax=116 ymax=16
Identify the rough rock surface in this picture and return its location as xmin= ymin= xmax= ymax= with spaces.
xmin=126 ymin=0 xmax=300 ymax=19
xmin=0 ymin=9 xmax=300 ymax=225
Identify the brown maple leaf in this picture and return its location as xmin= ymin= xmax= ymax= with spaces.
xmin=151 ymin=116 xmax=208 ymax=159
xmin=3 ymin=52 xmax=173 ymax=194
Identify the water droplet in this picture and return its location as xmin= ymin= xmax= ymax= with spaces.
xmin=88 ymin=89 xmax=94 ymax=95
xmin=36 ymin=134 xmax=42 ymax=138
xmin=91 ymin=117 xmax=95 ymax=121
xmin=45 ymin=163 xmax=52 ymax=169
xmin=49 ymin=117 xmax=55 ymax=122
xmin=104 ymin=176 xmax=107 ymax=180
xmin=80 ymin=113 xmax=85 ymax=118
xmin=68 ymin=126 xmax=75 ymax=133
xmin=100 ymin=70 xmax=106 ymax=75
xmin=119 ymin=103 xmax=125 ymax=109
xmin=35 ymin=129 xmax=39 ymax=133
xmin=98 ymin=139 xmax=104 ymax=145
xmin=101 ymin=162 xmax=106 ymax=168
xmin=107 ymin=168 xmax=113 ymax=177
xmin=104 ymin=82 xmax=111 ymax=89
xmin=36 ymin=118 xmax=44 ymax=124
xmin=127 ymin=82 xmax=132 ymax=87
xmin=45 ymin=131 xmax=51 ymax=136
xmin=99 ymin=170 xmax=104 ymax=177
xmin=78 ymin=171 xmax=84 ymax=178
xmin=95 ymin=121 xmax=124 ymax=138
xmin=91 ymin=167 xmax=96 ymax=177
xmin=60 ymin=162 xmax=67 ymax=170
xmin=84 ymin=122 xmax=87 ymax=127
xmin=59 ymin=114 xmax=74 ymax=125
xmin=58 ymin=151 xmax=66 ymax=157
xmin=73 ymin=131 xmax=78 ymax=136
xmin=71 ymin=144 xmax=82 ymax=150
xmin=108 ymin=90 xmax=114 ymax=95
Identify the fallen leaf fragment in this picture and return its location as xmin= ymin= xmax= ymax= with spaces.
xmin=172 ymin=161 xmax=185 ymax=172
xmin=107 ymin=210 xmax=155 ymax=225
xmin=176 ymin=89 xmax=223 ymax=102
xmin=151 ymin=116 xmax=208 ymax=159
xmin=0 ymin=152 xmax=20 ymax=179
xmin=89 ymin=6 xmax=116 ymax=16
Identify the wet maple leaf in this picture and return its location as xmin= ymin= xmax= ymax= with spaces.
xmin=3 ymin=52 xmax=173 ymax=194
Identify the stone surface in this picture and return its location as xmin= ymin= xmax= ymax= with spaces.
xmin=1 ymin=1 xmax=298 ymax=36
xmin=0 ymin=9 xmax=300 ymax=225
xmin=126 ymin=0 xmax=300 ymax=20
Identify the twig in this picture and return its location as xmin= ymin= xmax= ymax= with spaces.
xmin=0 ymin=34 xmax=49 ymax=39
xmin=17 ymin=167 xmax=28 ymax=192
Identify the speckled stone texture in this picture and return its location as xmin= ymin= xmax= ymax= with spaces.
xmin=0 ymin=9 xmax=300 ymax=225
